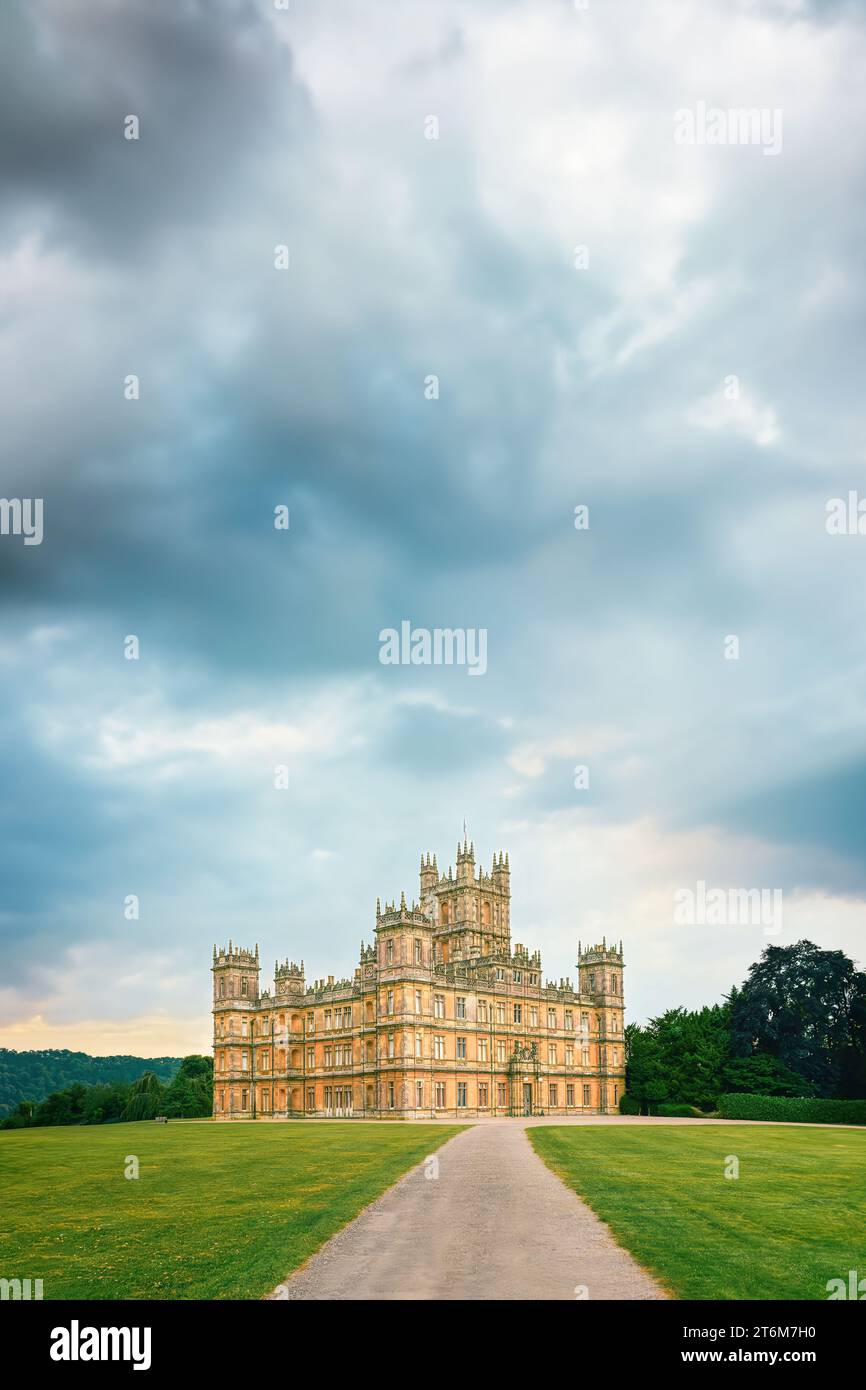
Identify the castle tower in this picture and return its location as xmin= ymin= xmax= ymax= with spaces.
xmin=212 ymin=941 xmax=260 ymax=1006
xmin=577 ymin=938 xmax=624 ymax=1003
xmin=274 ymin=959 xmax=305 ymax=1001
xmin=375 ymin=890 xmax=434 ymax=974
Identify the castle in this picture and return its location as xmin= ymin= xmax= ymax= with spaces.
xmin=211 ymin=842 xmax=626 ymax=1118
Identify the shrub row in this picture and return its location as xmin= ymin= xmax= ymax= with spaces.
xmin=716 ymin=1093 xmax=866 ymax=1125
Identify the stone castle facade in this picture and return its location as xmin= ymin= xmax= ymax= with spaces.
xmin=211 ymin=842 xmax=626 ymax=1119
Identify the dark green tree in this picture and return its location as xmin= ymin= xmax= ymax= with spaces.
xmin=121 ymin=1071 xmax=163 ymax=1122
xmin=730 ymin=940 xmax=863 ymax=1097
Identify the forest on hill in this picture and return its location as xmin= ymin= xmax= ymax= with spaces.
xmin=0 ymin=1048 xmax=182 ymax=1118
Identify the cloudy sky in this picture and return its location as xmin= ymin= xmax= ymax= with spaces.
xmin=2 ymin=0 xmax=866 ymax=1056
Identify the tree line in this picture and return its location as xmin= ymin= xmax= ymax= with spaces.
xmin=0 ymin=1048 xmax=182 ymax=1118
xmin=0 ymin=1055 xmax=213 ymax=1129
xmin=625 ymin=940 xmax=866 ymax=1113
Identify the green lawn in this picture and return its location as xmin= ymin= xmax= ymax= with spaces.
xmin=0 ymin=1120 xmax=463 ymax=1300
xmin=529 ymin=1123 xmax=866 ymax=1300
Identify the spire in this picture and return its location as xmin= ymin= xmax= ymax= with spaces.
xmin=400 ymin=889 xmax=406 ymax=911
xmin=376 ymin=896 xmax=381 ymax=915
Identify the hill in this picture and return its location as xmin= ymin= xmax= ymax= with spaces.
xmin=0 ymin=1048 xmax=182 ymax=1117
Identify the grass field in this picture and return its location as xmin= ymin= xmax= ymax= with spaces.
xmin=529 ymin=1123 xmax=866 ymax=1300
xmin=0 ymin=1120 xmax=462 ymax=1300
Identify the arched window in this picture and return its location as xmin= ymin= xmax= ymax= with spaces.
xmin=441 ymin=902 xmax=450 ymax=925
xmin=481 ymin=901 xmax=491 ymax=926
xmin=219 ymin=978 xmax=225 ymax=998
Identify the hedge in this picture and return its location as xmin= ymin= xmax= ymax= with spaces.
xmin=619 ymin=1092 xmax=641 ymax=1115
xmin=654 ymin=1103 xmax=695 ymax=1117
xmin=716 ymin=1093 xmax=866 ymax=1125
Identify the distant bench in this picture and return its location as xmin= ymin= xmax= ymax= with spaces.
xmin=153 ymin=1116 xmax=168 ymax=1124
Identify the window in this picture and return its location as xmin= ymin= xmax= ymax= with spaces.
xmin=241 ymin=978 xmax=248 ymax=996
xmin=457 ymin=1082 xmax=467 ymax=1108
xmin=514 ymin=969 xmax=522 ymax=983
xmin=415 ymin=1033 xmax=423 ymax=1058
xmin=324 ymin=1046 xmax=332 ymax=1068
xmin=241 ymin=1019 xmax=248 ymax=1037
xmin=306 ymin=1088 xmax=314 ymax=1111
xmin=434 ymin=1035 xmax=445 ymax=1060
xmin=241 ymin=1053 xmax=248 ymax=1071
xmin=307 ymin=1013 xmax=314 ymax=1033
xmin=496 ymin=1002 xmax=505 ymax=1024
xmin=387 ymin=939 xmax=394 ymax=964
xmin=548 ymin=1044 xmax=557 ymax=1065
xmin=496 ymin=1040 xmax=506 ymax=1063
xmin=386 ymin=990 xmax=394 ymax=1015
xmin=581 ymin=1012 xmax=589 ymax=1031
xmin=614 ymin=1084 xmax=619 ymax=1103
xmin=582 ymin=1047 xmax=590 ymax=1066
xmin=218 ymin=1089 xmax=225 ymax=1111
xmin=590 ymin=972 xmax=597 ymax=991
xmin=324 ymin=1009 xmax=332 ymax=1030
xmin=529 ymin=974 xmax=537 ymax=986
xmin=388 ymin=1033 xmax=395 ymax=1059
xmin=479 ymin=1083 xmax=489 ymax=1107
xmin=457 ymin=1036 xmax=466 ymax=1059
xmin=435 ymin=1082 xmax=446 ymax=1109
xmin=497 ymin=1082 xmax=507 ymax=1107
xmin=530 ymin=1006 xmax=538 ymax=1027
xmin=495 ymin=967 xmax=505 ymax=981
xmin=434 ymin=995 xmax=445 ymax=1018
xmin=549 ymin=1084 xmax=558 ymax=1107
xmin=456 ymin=997 xmax=466 ymax=1019
xmin=388 ymin=1082 xmax=395 ymax=1109
xmin=478 ymin=1037 xmax=488 ymax=1062
xmin=416 ymin=1080 xmax=423 ymax=1107
xmin=219 ymin=978 xmax=225 ymax=997
xmin=583 ymin=1084 xmax=591 ymax=1106
xmin=547 ymin=1008 xmax=556 ymax=1028
xmin=613 ymin=1048 xmax=619 ymax=1066
xmin=307 ymin=1047 xmax=314 ymax=1068
xmin=414 ymin=939 xmax=422 ymax=964
xmin=478 ymin=999 xmax=488 ymax=1023
xmin=565 ymin=1009 xmax=574 ymax=1029
xmin=566 ymin=1084 xmax=575 ymax=1106
xmin=415 ymin=989 xmax=422 ymax=1014
xmin=566 ymin=1044 xmax=574 ymax=1065
xmin=513 ymin=1003 xmax=522 ymax=1024
xmin=241 ymin=1088 xmax=248 ymax=1110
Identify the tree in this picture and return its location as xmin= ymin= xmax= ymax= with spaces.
xmin=122 ymin=1071 xmax=163 ymax=1122
xmin=624 ymin=1023 xmax=669 ymax=1112
xmin=730 ymin=941 xmax=864 ymax=1097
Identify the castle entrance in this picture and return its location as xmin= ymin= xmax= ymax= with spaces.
xmin=507 ymin=1042 xmax=541 ymax=1116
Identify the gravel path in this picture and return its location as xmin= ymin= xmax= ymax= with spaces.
xmin=270 ymin=1120 xmax=667 ymax=1301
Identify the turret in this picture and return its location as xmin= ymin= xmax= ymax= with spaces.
xmin=577 ymin=939 xmax=624 ymax=1001
xmin=419 ymin=852 xmax=438 ymax=896
xmin=456 ymin=838 xmax=475 ymax=884
xmin=212 ymin=941 xmax=260 ymax=1005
